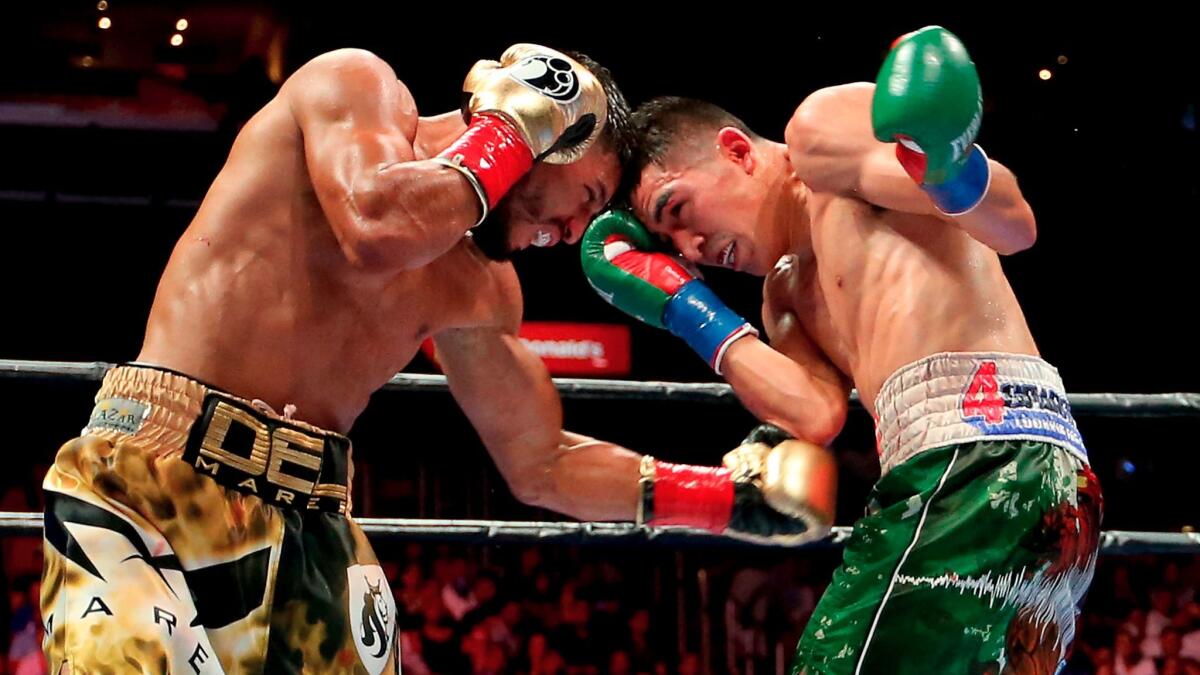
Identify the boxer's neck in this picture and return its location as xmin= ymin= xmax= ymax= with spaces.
xmin=758 ymin=140 xmax=811 ymax=267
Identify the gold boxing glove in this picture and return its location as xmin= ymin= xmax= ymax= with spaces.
xmin=436 ymin=44 xmax=607 ymax=225
xmin=638 ymin=424 xmax=836 ymax=546
xmin=720 ymin=424 xmax=837 ymax=544
xmin=463 ymin=43 xmax=606 ymax=164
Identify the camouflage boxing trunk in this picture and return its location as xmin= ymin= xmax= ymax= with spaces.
xmin=793 ymin=353 xmax=1104 ymax=674
xmin=41 ymin=365 xmax=399 ymax=674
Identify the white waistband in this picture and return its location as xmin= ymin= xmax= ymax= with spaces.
xmin=873 ymin=352 xmax=1087 ymax=475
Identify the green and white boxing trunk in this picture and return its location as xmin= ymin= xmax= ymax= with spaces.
xmin=793 ymin=353 xmax=1103 ymax=675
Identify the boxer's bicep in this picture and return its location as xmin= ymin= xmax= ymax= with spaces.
xmin=287 ymin=50 xmax=477 ymax=270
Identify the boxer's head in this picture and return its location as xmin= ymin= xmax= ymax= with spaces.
xmin=472 ymin=51 xmax=633 ymax=261
xmin=626 ymin=97 xmax=789 ymax=277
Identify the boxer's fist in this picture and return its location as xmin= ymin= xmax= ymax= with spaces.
xmin=437 ymin=44 xmax=608 ymax=223
xmin=872 ymin=26 xmax=991 ymax=215
xmin=583 ymin=210 xmax=756 ymax=373
xmin=463 ymin=44 xmax=606 ymax=164
xmin=638 ymin=424 xmax=836 ymax=546
xmin=721 ymin=424 xmax=837 ymax=544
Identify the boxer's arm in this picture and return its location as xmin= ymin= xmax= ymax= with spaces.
xmin=715 ymin=256 xmax=850 ymax=446
xmin=286 ymin=49 xmax=480 ymax=271
xmin=719 ymin=324 xmax=849 ymax=448
xmin=786 ymin=83 xmax=1037 ymax=255
xmin=432 ymin=274 xmax=642 ymax=521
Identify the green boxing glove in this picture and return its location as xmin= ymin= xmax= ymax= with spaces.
xmin=581 ymin=209 xmax=757 ymax=374
xmin=872 ymin=26 xmax=991 ymax=215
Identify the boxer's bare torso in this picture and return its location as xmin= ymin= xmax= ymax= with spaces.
xmin=138 ymin=49 xmax=618 ymax=433
xmin=763 ymin=182 xmax=1037 ymax=415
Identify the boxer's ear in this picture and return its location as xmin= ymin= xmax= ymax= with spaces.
xmin=716 ymin=126 xmax=755 ymax=175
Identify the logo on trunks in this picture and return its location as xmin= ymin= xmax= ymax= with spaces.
xmin=85 ymin=397 xmax=150 ymax=435
xmin=960 ymin=361 xmax=1085 ymax=455
xmin=183 ymin=395 xmax=349 ymax=513
xmin=43 ymin=490 xmax=255 ymax=675
xmin=509 ymin=54 xmax=581 ymax=103
xmin=349 ymin=564 xmax=396 ymax=674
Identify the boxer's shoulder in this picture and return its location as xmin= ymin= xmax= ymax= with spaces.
xmin=786 ymin=82 xmax=874 ymax=148
xmin=431 ymin=238 xmax=523 ymax=333
xmin=766 ymin=240 xmax=819 ymax=296
xmin=283 ymin=48 xmax=419 ymax=139
xmin=479 ymin=257 xmax=522 ymax=333
xmin=764 ymin=252 xmax=804 ymax=312
xmin=288 ymin=48 xmax=399 ymax=88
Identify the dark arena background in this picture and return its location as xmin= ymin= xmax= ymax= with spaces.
xmin=0 ymin=4 xmax=1196 ymax=674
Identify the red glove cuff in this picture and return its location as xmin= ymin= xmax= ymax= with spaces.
xmin=894 ymin=136 xmax=929 ymax=184
xmin=646 ymin=460 xmax=734 ymax=532
xmin=438 ymin=113 xmax=534 ymax=209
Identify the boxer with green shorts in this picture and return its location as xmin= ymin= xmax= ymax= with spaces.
xmin=585 ymin=25 xmax=1102 ymax=674
xmin=793 ymin=353 xmax=1101 ymax=673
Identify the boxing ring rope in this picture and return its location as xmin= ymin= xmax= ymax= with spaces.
xmin=4 ymin=359 xmax=1200 ymax=415
xmin=0 ymin=511 xmax=1193 ymax=554
xmin=1 ymin=358 xmax=1197 ymax=554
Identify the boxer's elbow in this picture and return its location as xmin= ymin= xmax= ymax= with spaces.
xmin=987 ymin=202 xmax=1037 ymax=255
xmin=1005 ymin=202 xmax=1038 ymax=253
xmin=336 ymin=225 xmax=411 ymax=271
xmin=503 ymin=465 xmax=555 ymax=510
xmin=803 ymin=399 xmax=847 ymax=447
xmin=508 ymin=481 xmax=548 ymax=510
xmin=765 ymin=390 xmax=846 ymax=448
xmin=978 ymin=163 xmax=1037 ymax=255
xmin=336 ymin=191 xmax=430 ymax=271
xmin=504 ymin=452 xmax=593 ymax=517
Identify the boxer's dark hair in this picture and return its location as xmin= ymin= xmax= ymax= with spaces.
xmin=564 ymin=50 xmax=634 ymax=169
xmin=618 ymin=96 xmax=761 ymax=201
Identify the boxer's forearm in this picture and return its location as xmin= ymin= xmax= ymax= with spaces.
xmin=339 ymin=160 xmax=481 ymax=271
xmin=942 ymin=161 xmax=1037 ymax=255
xmin=721 ymin=337 xmax=846 ymax=446
xmin=519 ymin=432 xmax=643 ymax=521
xmin=852 ymin=149 xmax=1036 ymax=255
xmin=437 ymin=327 xmax=642 ymax=521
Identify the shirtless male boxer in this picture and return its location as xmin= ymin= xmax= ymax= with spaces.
xmin=583 ymin=27 xmax=1104 ymax=673
xmin=41 ymin=44 xmax=829 ymax=674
